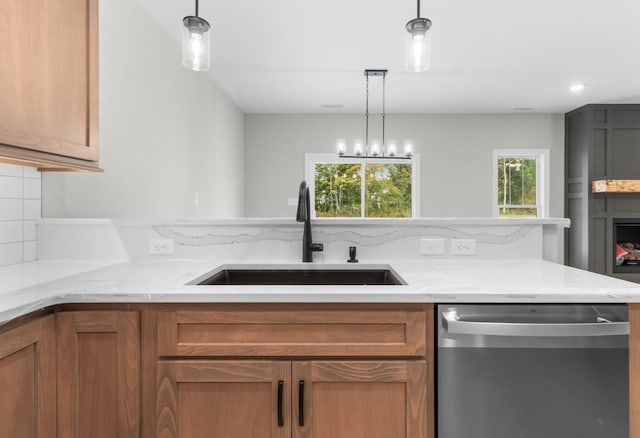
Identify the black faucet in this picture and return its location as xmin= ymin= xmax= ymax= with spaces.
xmin=296 ymin=181 xmax=323 ymax=262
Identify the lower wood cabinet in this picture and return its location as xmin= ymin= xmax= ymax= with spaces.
xmin=56 ymin=311 xmax=140 ymax=438
xmin=0 ymin=315 xmax=56 ymax=438
xmin=0 ymin=304 xmax=433 ymax=438
xmin=156 ymin=360 xmax=426 ymax=438
xmin=152 ymin=304 xmax=433 ymax=438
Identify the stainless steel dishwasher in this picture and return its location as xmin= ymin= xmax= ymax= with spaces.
xmin=437 ymin=304 xmax=629 ymax=438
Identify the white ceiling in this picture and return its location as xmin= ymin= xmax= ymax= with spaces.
xmin=136 ymin=0 xmax=640 ymax=114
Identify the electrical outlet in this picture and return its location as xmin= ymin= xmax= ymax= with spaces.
xmin=450 ymin=239 xmax=476 ymax=255
xmin=420 ymin=238 xmax=445 ymax=255
xmin=149 ymin=238 xmax=174 ymax=255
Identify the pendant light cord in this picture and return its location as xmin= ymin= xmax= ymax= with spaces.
xmin=195 ymin=0 xmax=199 ymax=17
xmin=365 ymin=74 xmax=370 ymax=148
xmin=417 ymin=0 xmax=421 ymax=18
xmin=382 ymin=74 xmax=386 ymax=148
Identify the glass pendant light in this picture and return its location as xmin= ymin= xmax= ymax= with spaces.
xmin=404 ymin=0 xmax=432 ymax=73
xmin=182 ymin=0 xmax=211 ymax=72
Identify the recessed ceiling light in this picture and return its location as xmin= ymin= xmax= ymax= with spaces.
xmin=513 ymin=107 xmax=535 ymax=111
xmin=570 ymin=83 xmax=585 ymax=92
xmin=322 ymin=104 xmax=344 ymax=108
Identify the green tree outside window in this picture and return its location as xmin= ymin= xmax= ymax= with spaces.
xmin=314 ymin=162 xmax=413 ymax=218
xmin=497 ymin=157 xmax=537 ymax=217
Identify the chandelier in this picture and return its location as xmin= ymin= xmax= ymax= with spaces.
xmin=336 ymin=70 xmax=413 ymax=159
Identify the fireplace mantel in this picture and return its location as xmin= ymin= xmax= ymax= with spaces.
xmin=593 ymin=180 xmax=640 ymax=193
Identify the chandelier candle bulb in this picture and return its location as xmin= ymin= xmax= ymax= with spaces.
xmin=371 ymin=139 xmax=381 ymax=156
xmin=387 ymin=140 xmax=398 ymax=156
xmin=354 ymin=139 xmax=364 ymax=156
xmin=336 ymin=138 xmax=346 ymax=156
xmin=404 ymin=140 xmax=414 ymax=157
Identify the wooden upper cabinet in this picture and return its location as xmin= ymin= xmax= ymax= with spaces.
xmin=0 ymin=0 xmax=100 ymax=171
xmin=0 ymin=314 xmax=56 ymax=438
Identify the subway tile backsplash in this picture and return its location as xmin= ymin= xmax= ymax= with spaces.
xmin=0 ymin=164 xmax=41 ymax=266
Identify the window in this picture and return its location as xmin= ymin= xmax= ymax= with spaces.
xmin=493 ymin=149 xmax=549 ymax=218
xmin=305 ymin=154 xmax=419 ymax=218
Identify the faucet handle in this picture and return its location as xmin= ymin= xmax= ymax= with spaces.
xmin=311 ymin=243 xmax=323 ymax=252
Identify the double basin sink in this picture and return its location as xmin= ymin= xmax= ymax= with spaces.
xmin=189 ymin=264 xmax=406 ymax=286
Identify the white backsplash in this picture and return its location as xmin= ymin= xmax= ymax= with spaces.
xmin=37 ymin=218 xmax=568 ymax=264
xmin=0 ymin=164 xmax=41 ymax=266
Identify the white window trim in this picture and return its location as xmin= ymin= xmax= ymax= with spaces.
xmin=492 ymin=149 xmax=549 ymax=218
xmin=305 ymin=153 xmax=420 ymax=219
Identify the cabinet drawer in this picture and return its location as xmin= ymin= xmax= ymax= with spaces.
xmin=157 ymin=306 xmax=428 ymax=357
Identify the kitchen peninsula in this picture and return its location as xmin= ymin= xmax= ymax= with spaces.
xmin=2 ymin=217 xmax=640 ymax=438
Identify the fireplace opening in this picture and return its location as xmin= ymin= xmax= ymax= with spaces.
xmin=614 ymin=219 xmax=640 ymax=273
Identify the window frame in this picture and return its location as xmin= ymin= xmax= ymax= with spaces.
xmin=492 ymin=149 xmax=549 ymax=218
xmin=305 ymin=153 xmax=420 ymax=219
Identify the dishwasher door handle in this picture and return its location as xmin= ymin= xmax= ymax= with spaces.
xmin=442 ymin=311 xmax=629 ymax=337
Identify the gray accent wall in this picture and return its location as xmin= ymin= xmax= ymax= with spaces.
xmin=565 ymin=104 xmax=640 ymax=281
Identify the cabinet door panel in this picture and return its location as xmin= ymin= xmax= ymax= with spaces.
xmin=0 ymin=0 xmax=98 ymax=162
xmin=0 ymin=346 xmax=37 ymax=438
xmin=57 ymin=311 xmax=140 ymax=438
xmin=0 ymin=315 xmax=56 ymax=438
xmin=157 ymin=306 xmax=427 ymax=357
xmin=293 ymin=361 xmax=427 ymax=438
xmin=157 ymin=361 xmax=290 ymax=438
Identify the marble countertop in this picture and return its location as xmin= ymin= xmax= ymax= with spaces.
xmin=2 ymin=257 xmax=640 ymax=325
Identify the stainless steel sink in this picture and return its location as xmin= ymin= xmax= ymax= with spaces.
xmin=189 ymin=264 xmax=406 ymax=286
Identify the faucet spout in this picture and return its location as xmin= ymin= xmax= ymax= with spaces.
xmin=296 ymin=181 xmax=323 ymax=262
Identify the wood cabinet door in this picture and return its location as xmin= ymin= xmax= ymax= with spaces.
xmin=0 ymin=315 xmax=56 ymax=438
xmin=157 ymin=361 xmax=291 ymax=438
xmin=0 ymin=0 xmax=98 ymax=163
xmin=292 ymin=361 xmax=427 ymax=438
xmin=56 ymin=311 xmax=140 ymax=438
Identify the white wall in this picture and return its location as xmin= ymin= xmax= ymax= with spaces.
xmin=244 ymin=114 xmax=564 ymax=218
xmin=0 ymin=164 xmax=40 ymax=266
xmin=42 ymin=0 xmax=245 ymax=218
